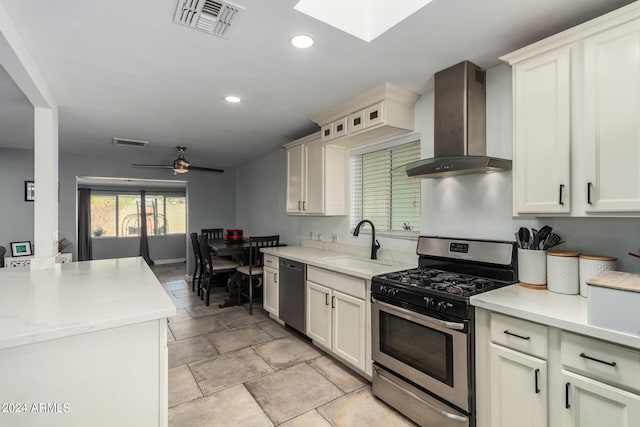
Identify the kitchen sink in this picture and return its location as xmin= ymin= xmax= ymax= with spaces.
xmin=321 ymin=256 xmax=392 ymax=269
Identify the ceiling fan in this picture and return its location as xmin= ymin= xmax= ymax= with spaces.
xmin=131 ymin=146 xmax=224 ymax=174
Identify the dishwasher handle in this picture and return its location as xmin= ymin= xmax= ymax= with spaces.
xmin=279 ymin=260 xmax=302 ymax=270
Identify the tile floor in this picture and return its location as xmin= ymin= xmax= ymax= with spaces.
xmin=151 ymin=263 xmax=416 ymax=427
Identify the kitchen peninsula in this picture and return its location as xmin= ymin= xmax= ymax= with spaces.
xmin=0 ymin=257 xmax=176 ymax=427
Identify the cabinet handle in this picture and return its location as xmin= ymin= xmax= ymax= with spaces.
xmin=587 ymin=182 xmax=593 ymax=204
xmin=559 ymin=184 xmax=565 ymax=205
xmin=298 ymin=201 xmax=301 ymax=211
xmin=565 ymin=382 xmax=571 ymax=409
xmin=274 ymin=273 xmax=277 ymax=283
xmin=324 ymin=128 xmax=331 ymax=137
xmin=353 ymin=117 xmax=361 ymax=126
xmin=534 ymin=368 xmax=540 ymax=394
xmin=579 ymin=352 xmax=617 ymax=367
xmin=369 ymin=110 xmax=379 ymax=120
xmin=325 ymin=293 xmax=329 ymax=306
xmin=331 ymin=295 xmax=335 ymax=309
xmin=504 ymin=330 xmax=531 ymax=341
xmin=302 ymin=201 xmax=306 ymax=211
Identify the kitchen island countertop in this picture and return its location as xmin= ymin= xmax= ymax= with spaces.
xmin=470 ymin=284 xmax=640 ymax=349
xmin=0 ymin=257 xmax=176 ymax=350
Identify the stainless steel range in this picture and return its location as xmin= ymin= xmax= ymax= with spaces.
xmin=371 ymin=236 xmax=517 ymax=427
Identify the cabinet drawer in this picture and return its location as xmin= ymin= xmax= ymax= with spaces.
xmin=490 ymin=312 xmax=548 ymax=359
xmin=348 ymin=110 xmax=365 ymax=133
xmin=364 ymin=102 xmax=384 ymax=128
xmin=263 ymin=254 xmax=278 ymax=270
xmin=307 ymin=266 xmax=365 ymax=300
xmin=561 ymin=331 xmax=640 ymax=392
xmin=320 ymin=123 xmax=333 ymax=142
xmin=332 ymin=117 xmax=348 ymax=139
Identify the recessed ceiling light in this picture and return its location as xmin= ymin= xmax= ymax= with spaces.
xmin=290 ymin=33 xmax=315 ymax=49
xmin=225 ymin=96 xmax=241 ymax=103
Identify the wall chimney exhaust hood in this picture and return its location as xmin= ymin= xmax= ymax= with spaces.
xmin=402 ymin=61 xmax=511 ymax=178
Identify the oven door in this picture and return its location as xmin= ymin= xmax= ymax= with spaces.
xmin=371 ymin=296 xmax=469 ymax=412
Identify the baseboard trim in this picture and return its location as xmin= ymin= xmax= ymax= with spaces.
xmin=154 ymin=258 xmax=186 ymax=265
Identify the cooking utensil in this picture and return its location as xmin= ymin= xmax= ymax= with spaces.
xmin=531 ymin=228 xmax=539 ymax=250
xmin=518 ymin=227 xmax=530 ymax=249
xmin=515 ymin=232 xmax=521 ymax=248
xmin=537 ymin=225 xmax=553 ymax=250
xmin=543 ymin=233 xmax=563 ymax=250
xmin=629 ymin=252 xmax=640 ymax=259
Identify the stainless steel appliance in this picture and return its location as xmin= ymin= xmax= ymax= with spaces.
xmin=399 ymin=61 xmax=512 ymax=178
xmin=278 ymin=258 xmax=306 ymax=334
xmin=371 ymin=236 xmax=517 ymax=427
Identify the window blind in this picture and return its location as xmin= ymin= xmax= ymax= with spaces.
xmin=351 ymin=142 xmax=421 ymax=232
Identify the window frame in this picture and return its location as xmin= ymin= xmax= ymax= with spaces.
xmin=89 ymin=191 xmax=186 ymax=238
xmin=350 ymin=136 xmax=421 ymax=239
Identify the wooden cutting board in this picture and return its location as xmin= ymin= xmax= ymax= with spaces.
xmin=586 ymin=271 xmax=640 ymax=293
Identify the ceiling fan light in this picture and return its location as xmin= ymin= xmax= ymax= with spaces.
xmin=173 ymin=155 xmax=189 ymax=173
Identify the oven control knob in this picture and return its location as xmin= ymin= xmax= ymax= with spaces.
xmin=423 ymin=297 xmax=434 ymax=308
xmin=380 ymin=285 xmax=388 ymax=294
xmin=436 ymin=301 xmax=448 ymax=311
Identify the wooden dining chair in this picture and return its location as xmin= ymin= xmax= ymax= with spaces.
xmin=189 ymin=232 xmax=204 ymax=294
xmin=201 ymin=228 xmax=224 ymax=241
xmin=198 ymin=234 xmax=239 ymax=306
xmin=236 ymin=235 xmax=280 ymax=315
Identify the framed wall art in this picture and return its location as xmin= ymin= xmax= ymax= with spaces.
xmin=25 ymin=181 xmax=35 ymax=202
xmin=10 ymin=241 xmax=33 ymax=257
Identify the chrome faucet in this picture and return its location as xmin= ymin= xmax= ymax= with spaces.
xmin=353 ymin=219 xmax=381 ymax=260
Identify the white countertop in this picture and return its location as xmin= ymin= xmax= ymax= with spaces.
xmin=261 ymin=246 xmax=415 ymax=279
xmin=0 ymin=257 xmax=176 ymax=350
xmin=471 ymin=284 xmax=640 ymax=349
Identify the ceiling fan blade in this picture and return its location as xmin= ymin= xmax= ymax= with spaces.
xmin=131 ymin=164 xmax=174 ymax=169
xmin=189 ymin=165 xmax=225 ymax=173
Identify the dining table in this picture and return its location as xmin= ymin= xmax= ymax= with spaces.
xmin=208 ymin=238 xmax=250 ymax=261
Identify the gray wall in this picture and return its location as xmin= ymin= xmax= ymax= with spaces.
xmin=0 ymin=148 xmax=34 ymax=252
xmin=236 ymin=64 xmax=640 ymax=274
xmin=0 ymin=148 xmax=237 ymax=270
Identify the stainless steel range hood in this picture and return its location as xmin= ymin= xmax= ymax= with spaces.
xmin=404 ymin=61 xmax=511 ymax=178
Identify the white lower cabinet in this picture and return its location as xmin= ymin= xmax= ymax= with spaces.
xmin=306 ymin=266 xmax=368 ymax=374
xmin=560 ymin=370 xmax=640 ymax=427
xmin=263 ymin=266 xmax=278 ymax=316
xmin=489 ymin=343 xmax=548 ymax=427
xmin=477 ymin=309 xmax=640 ymax=427
xmin=262 ymin=254 xmax=279 ymax=317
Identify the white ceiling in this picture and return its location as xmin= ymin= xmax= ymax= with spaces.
xmin=0 ymin=0 xmax=634 ymax=169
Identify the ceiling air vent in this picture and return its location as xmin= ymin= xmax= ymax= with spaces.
xmin=174 ymin=0 xmax=245 ymax=39
xmin=112 ymin=137 xmax=149 ymax=148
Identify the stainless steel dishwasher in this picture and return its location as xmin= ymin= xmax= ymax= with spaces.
xmin=278 ymin=258 xmax=306 ymax=334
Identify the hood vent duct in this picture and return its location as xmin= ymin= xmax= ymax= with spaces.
xmin=403 ymin=61 xmax=512 ymax=178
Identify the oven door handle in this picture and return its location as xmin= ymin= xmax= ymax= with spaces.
xmin=371 ymin=296 xmax=466 ymax=331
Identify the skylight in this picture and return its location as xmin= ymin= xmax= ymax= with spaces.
xmin=294 ymin=0 xmax=434 ymax=42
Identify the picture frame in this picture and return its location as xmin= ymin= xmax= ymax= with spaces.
xmin=10 ymin=241 xmax=33 ymax=257
xmin=25 ymin=181 xmax=35 ymax=202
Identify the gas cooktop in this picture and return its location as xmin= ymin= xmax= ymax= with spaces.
xmin=376 ymin=268 xmax=505 ymax=297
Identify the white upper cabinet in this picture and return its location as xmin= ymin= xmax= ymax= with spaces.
xmin=285 ymin=132 xmax=347 ymax=216
xmin=502 ymin=1 xmax=640 ymax=216
xmin=512 ymin=47 xmax=572 ymax=214
xmin=583 ymin=18 xmax=640 ymax=212
xmin=313 ymin=83 xmax=419 ymax=148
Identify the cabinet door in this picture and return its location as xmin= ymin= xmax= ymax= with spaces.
xmin=583 ymin=19 xmax=640 ymax=212
xmin=561 ymin=370 xmax=640 ymax=427
xmin=489 ymin=343 xmax=548 ymax=427
xmin=303 ymin=139 xmax=325 ymax=214
xmin=306 ymin=281 xmax=331 ymax=349
xmin=513 ymin=47 xmax=571 ymax=214
xmin=286 ymin=144 xmax=304 ymax=214
xmin=263 ymin=267 xmax=278 ymax=316
xmin=331 ymin=290 xmax=366 ymax=371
